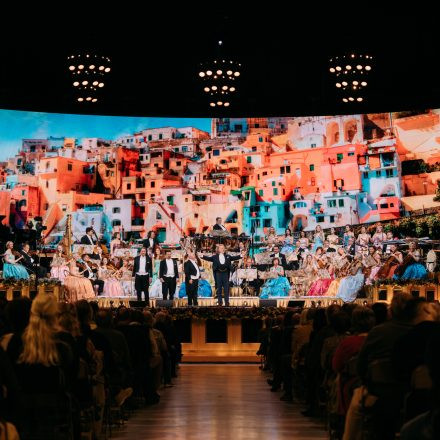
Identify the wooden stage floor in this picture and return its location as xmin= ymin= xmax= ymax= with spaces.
xmin=112 ymin=364 xmax=327 ymax=440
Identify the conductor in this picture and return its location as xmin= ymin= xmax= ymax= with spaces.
xmin=200 ymin=244 xmax=241 ymax=306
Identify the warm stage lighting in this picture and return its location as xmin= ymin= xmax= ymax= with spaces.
xmin=197 ymin=40 xmax=241 ymax=108
xmin=328 ymin=51 xmax=374 ymax=103
xmin=67 ymin=52 xmax=111 ymax=103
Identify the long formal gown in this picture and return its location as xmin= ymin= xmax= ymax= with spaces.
xmin=312 ymin=233 xmax=324 ymax=252
xmin=260 ymin=266 xmax=290 ymax=298
xmin=149 ymin=258 xmax=163 ymax=298
xmin=50 ymin=255 xmax=69 ymax=284
xmin=307 ymin=267 xmax=333 ymax=296
xmin=120 ymin=267 xmax=134 ymax=296
xmin=336 ymin=268 xmax=364 ymax=303
xmin=64 ymin=263 xmax=95 ymax=302
xmin=281 ymin=236 xmax=295 ymax=255
xmin=398 ymin=262 xmax=428 ymax=280
xmin=178 ymin=279 xmax=212 ymax=298
xmin=100 ymin=267 xmax=124 ymax=297
xmin=3 ymin=250 xmax=29 ymax=279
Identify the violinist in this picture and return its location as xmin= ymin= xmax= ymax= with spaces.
xmin=270 ymin=245 xmax=287 ymax=269
xmin=89 ymin=245 xmax=103 ymax=263
xmin=2 ymin=241 xmax=29 ymax=280
xmin=19 ymin=242 xmax=47 ymax=278
xmin=378 ymin=244 xmax=403 ymax=279
xmin=394 ymin=241 xmax=428 ymax=281
xmin=98 ymin=257 xmax=124 ymax=297
xmin=80 ymin=227 xmax=96 ymax=246
xmin=50 ymin=245 xmax=69 ymax=283
xmin=80 ymin=254 xmax=104 ymax=295
xmin=64 ymin=255 xmax=95 ymax=302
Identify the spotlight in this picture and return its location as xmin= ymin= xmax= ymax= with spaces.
xmin=98 ymin=83 xmax=104 ymax=87
xmin=357 ymin=97 xmax=363 ymax=102
xmin=224 ymin=102 xmax=230 ymax=107
xmin=329 ymin=67 xmax=335 ymax=73
xmin=229 ymin=87 xmax=236 ymax=92
xmin=204 ymin=87 xmax=210 ymax=92
xmin=206 ymin=70 xmax=213 ymax=75
xmin=210 ymin=102 xmax=216 ymax=107
xmin=89 ymin=65 xmax=95 ymax=69
xmin=216 ymin=70 xmax=222 ymax=75
xmin=336 ymin=83 xmax=342 ymax=88
xmin=105 ymin=67 xmax=111 ymax=73
xmin=77 ymin=97 xmax=84 ymax=102
xmin=199 ymin=72 xmax=205 ymax=77
xmin=227 ymin=70 xmax=233 ymax=75
xmin=73 ymin=81 xmax=79 ymax=86
xmin=69 ymin=65 xmax=75 ymax=71
xmin=217 ymin=101 xmax=223 ymax=106
xmin=234 ymin=71 xmax=240 ymax=77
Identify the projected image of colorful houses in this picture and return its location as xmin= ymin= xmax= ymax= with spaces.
xmin=1 ymin=109 xmax=440 ymax=245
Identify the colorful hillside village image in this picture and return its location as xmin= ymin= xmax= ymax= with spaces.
xmin=2 ymin=109 xmax=440 ymax=308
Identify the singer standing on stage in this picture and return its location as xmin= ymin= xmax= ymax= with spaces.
xmin=184 ymin=250 xmax=201 ymax=306
xmin=132 ymin=247 xmax=153 ymax=305
xmin=200 ymin=244 xmax=241 ymax=306
xmin=159 ymin=250 xmax=179 ymax=300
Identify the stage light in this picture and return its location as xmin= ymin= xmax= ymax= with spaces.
xmin=197 ymin=40 xmax=242 ymax=108
xmin=224 ymin=102 xmax=230 ymax=107
xmin=67 ymin=51 xmax=111 ymax=103
xmin=328 ymin=51 xmax=374 ymax=103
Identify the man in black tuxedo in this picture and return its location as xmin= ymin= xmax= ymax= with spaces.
xmin=184 ymin=250 xmax=201 ymax=306
xmin=345 ymin=237 xmax=356 ymax=258
xmin=143 ymin=230 xmax=159 ymax=250
xmin=212 ymin=217 xmax=228 ymax=232
xmin=132 ymin=247 xmax=153 ymax=304
xmin=270 ymin=245 xmax=288 ymax=269
xmin=81 ymin=227 xmax=96 ymax=245
xmin=19 ymin=243 xmax=47 ymax=278
xmin=159 ymin=250 xmax=179 ymax=300
xmin=81 ymin=254 xmax=104 ymax=295
xmin=201 ymin=244 xmax=241 ymax=306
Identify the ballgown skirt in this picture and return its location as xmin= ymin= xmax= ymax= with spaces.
xmin=336 ymin=271 xmax=365 ymax=303
xmin=50 ymin=266 xmax=69 ymax=284
xmin=281 ymin=244 xmax=295 ymax=254
xmin=307 ymin=277 xmax=333 ymax=296
xmin=396 ymin=263 xmax=428 ymax=281
xmin=3 ymin=263 xmax=29 ymax=280
xmin=326 ymin=279 xmax=342 ymax=297
xmin=365 ymin=266 xmax=380 ymax=285
xmin=312 ymin=237 xmax=323 ymax=252
xmin=64 ymin=276 xmax=95 ymax=302
xmin=260 ymin=276 xmax=290 ymax=298
xmin=103 ymin=279 xmax=124 ymax=297
xmin=149 ymin=278 xmax=163 ymax=298
xmin=178 ymin=280 xmax=212 ymax=298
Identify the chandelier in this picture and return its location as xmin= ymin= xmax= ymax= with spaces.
xmin=197 ymin=41 xmax=241 ymax=108
xmin=67 ymin=53 xmax=111 ymax=103
xmin=328 ymin=53 xmax=374 ymax=103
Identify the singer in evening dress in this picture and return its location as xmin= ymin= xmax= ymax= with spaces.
xmin=3 ymin=247 xmax=29 ymax=280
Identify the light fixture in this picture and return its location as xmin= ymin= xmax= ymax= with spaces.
xmin=328 ymin=51 xmax=374 ymax=103
xmin=197 ymin=40 xmax=241 ymax=108
xmin=67 ymin=52 xmax=111 ymax=103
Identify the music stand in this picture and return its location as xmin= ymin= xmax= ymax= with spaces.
xmin=237 ymin=268 xmax=257 ymax=296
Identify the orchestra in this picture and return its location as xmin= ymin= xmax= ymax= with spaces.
xmin=1 ymin=221 xmax=439 ymax=306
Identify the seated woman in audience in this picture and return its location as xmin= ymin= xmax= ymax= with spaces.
xmin=260 ymin=258 xmax=290 ymax=298
xmin=50 ymin=245 xmax=69 ymax=284
xmin=336 ymin=255 xmax=365 ymax=303
xmin=2 ymin=241 xmax=29 ymax=280
xmin=64 ymin=257 xmax=95 ymax=302
xmin=14 ymin=293 xmax=74 ymax=440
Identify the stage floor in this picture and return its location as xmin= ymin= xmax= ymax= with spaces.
xmin=93 ymin=295 xmax=365 ymax=308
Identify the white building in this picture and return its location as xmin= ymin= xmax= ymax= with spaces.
xmin=103 ymin=199 xmax=132 ymax=233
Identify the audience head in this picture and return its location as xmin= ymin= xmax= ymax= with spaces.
xmin=19 ymin=293 xmax=59 ymax=367
xmin=390 ymin=292 xmax=413 ymax=322
xmin=5 ymin=297 xmax=31 ymax=333
xmin=143 ymin=310 xmax=154 ymax=328
xmin=96 ymin=309 xmax=114 ymax=329
xmin=116 ymin=307 xmax=131 ymax=323
xmin=351 ymin=306 xmax=376 ymax=333
xmin=329 ymin=311 xmax=351 ymax=335
xmin=57 ymin=302 xmax=79 ymax=336
xmin=75 ymin=300 xmax=93 ymax=329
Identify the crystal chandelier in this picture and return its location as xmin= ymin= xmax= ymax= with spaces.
xmin=197 ymin=41 xmax=241 ymax=108
xmin=328 ymin=53 xmax=374 ymax=103
xmin=67 ymin=53 xmax=111 ymax=103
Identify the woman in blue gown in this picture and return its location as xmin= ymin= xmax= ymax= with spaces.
xmin=178 ymin=277 xmax=212 ymax=298
xmin=312 ymin=225 xmax=325 ymax=252
xmin=260 ymin=258 xmax=290 ymax=298
xmin=281 ymin=228 xmax=295 ymax=255
xmin=336 ymin=256 xmax=364 ymax=303
xmin=395 ymin=244 xmax=428 ymax=280
xmin=3 ymin=241 xmax=29 ymax=280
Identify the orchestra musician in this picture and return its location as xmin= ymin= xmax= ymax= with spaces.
xmin=372 ymin=224 xmax=387 ymax=248
xmin=143 ymin=230 xmax=159 ymax=251
xmin=81 ymin=254 xmax=104 ymax=295
xmin=270 ymin=245 xmax=288 ymax=269
xmin=80 ymin=227 xmax=97 ymax=245
xmin=377 ymin=244 xmax=403 ymax=279
xmin=63 ymin=256 xmax=95 ymax=302
xmin=394 ymin=241 xmax=428 ymax=280
xmin=2 ymin=241 xmax=29 ymax=280
xmin=50 ymin=245 xmax=69 ymax=284
xmin=19 ymin=242 xmax=47 ymax=278
xmin=212 ymin=217 xmax=228 ymax=232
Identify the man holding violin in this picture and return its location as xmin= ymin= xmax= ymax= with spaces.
xmin=80 ymin=254 xmax=104 ymax=295
xmin=81 ymin=227 xmax=97 ymax=245
xmin=19 ymin=242 xmax=47 ymax=278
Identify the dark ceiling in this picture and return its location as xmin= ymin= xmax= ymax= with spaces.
xmin=0 ymin=7 xmax=439 ymax=118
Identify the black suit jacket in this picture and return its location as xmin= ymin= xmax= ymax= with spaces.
xmin=201 ymin=253 xmax=241 ymax=272
xmin=132 ymin=255 xmax=153 ymax=277
xmin=184 ymin=260 xmax=200 ymax=283
xmin=81 ymin=235 xmax=96 ymax=245
xmin=270 ymin=253 xmax=288 ymax=268
xmin=19 ymin=251 xmax=34 ymax=271
xmin=159 ymin=259 xmax=179 ymax=279
xmin=143 ymin=237 xmax=159 ymax=250
xmin=213 ymin=224 xmax=227 ymax=231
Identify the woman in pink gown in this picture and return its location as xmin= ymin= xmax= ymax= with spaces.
xmin=99 ymin=257 xmax=124 ymax=297
xmin=50 ymin=245 xmax=69 ymax=284
xmin=64 ymin=259 xmax=95 ymax=302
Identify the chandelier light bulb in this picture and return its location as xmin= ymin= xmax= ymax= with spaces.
xmin=212 ymin=86 xmax=218 ymax=90
xmin=217 ymin=101 xmax=223 ymax=106
xmin=349 ymin=97 xmax=354 ymax=101
xmin=353 ymin=81 xmax=359 ymax=85
xmin=365 ymin=65 xmax=371 ymax=70
xmin=199 ymin=72 xmax=205 ymax=77
xmin=234 ymin=71 xmax=240 ymax=77
xmin=69 ymin=65 xmax=75 ymax=71
xmin=89 ymin=65 xmax=95 ymax=69
xmin=216 ymin=70 xmax=222 ymax=75
xmin=357 ymin=97 xmax=363 ymax=102
xmin=82 ymin=81 xmax=88 ymax=85
xmin=361 ymin=81 xmax=367 ymax=86
xmin=343 ymin=98 xmax=348 ymax=102
xmin=336 ymin=66 xmax=341 ymax=71
xmin=356 ymin=65 xmax=363 ymax=70
xmin=226 ymin=70 xmax=233 ymax=75
xmin=204 ymin=87 xmax=210 ymax=92
xmin=229 ymin=87 xmax=236 ymax=92
xmin=210 ymin=102 xmax=216 ymax=107
xmin=329 ymin=67 xmax=335 ymax=73
xmin=99 ymin=66 xmax=104 ymax=71
xmin=73 ymin=81 xmax=79 ymax=86
xmin=206 ymin=70 xmax=213 ymax=76
xmin=222 ymin=85 xmax=228 ymax=90
xmin=224 ymin=102 xmax=230 ymax=107
xmin=86 ymin=97 xmax=92 ymax=101
xmin=92 ymin=98 xmax=97 ymax=102
xmin=346 ymin=65 xmax=352 ymax=70
xmin=98 ymin=83 xmax=104 ymax=88
xmin=105 ymin=67 xmax=111 ymax=73
xmin=77 ymin=97 xmax=84 ymax=102
xmin=336 ymin=83 xmax=342 ymax=88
